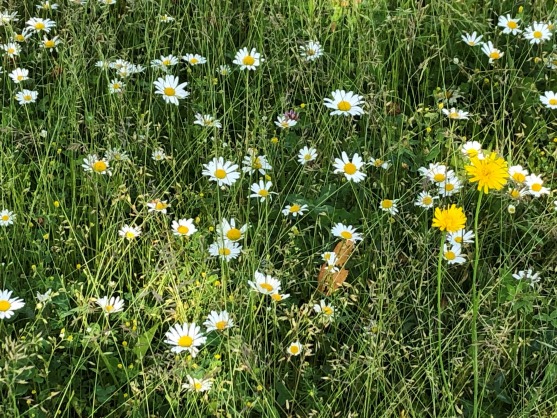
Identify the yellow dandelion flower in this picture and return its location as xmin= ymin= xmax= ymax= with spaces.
xmin=465 ymin=152 xmax=509 ymax=193
xmin=432 ymin=204 xmax=466 ymax=233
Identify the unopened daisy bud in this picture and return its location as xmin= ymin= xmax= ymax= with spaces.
xmin=508 ymin=204 xmax=516 ymax=214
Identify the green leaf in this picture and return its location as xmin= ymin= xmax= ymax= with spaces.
xmin=133 ymin=323 xmax=159 ymax=359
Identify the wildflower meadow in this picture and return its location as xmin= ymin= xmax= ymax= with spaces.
xmin=1 ymin=0 xmax=557 ymax=417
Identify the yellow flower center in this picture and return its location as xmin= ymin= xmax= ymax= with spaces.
xmin=177 ymin=225 xmax=189 ymax=235
xmin=17 ymin=75 xmax=24 ymax=81
xmin=242 ymin=55 xmax=255 ymax=66
xmin=307 ymin=48 xmax=315 ymax=56
xmin=215 ymin=320 xmax=227 ymax=330
xmin=445 ymin=251 xmax=456 ymax=261
xmin=448 ymin=111 xmax=459 ymax=119
xmin=113 ymin=83 xmax=121 ymax=90
xmin=125 ymin=231 xmax=136 ymax=239
xmin=433 ymin=173 xmax=445 ymax=182
xmin=193 ymin=382 xmax=203 ymax=391
xmin=549 ymin=98 xmax=557 ymax=106
xmin=445 ymin=183 xmax=455 ymax=192
xmin=155 ymin=201 xmax=167 ymax=211
xmin=373 ymin=159 xmax=383 ymax=167
xmin=260 ymin=283 xmax=274 ymax=292
xmin=177 ymin=335 xmax=193 ymax=347
xmin=510 ymin=189 xmax=521 ymax=199
xmin=258 ymin=189 xmax=269 ymax=197
xmin=512 ymin=173 xmax=525 ymax=183
xmin=162 ymin=59 xmax=171 ymax=66
xmin=190 ymin=58 xmax=198 ymax=64
xmin=303 ymin=154 xmax=312 ymax=160
xmin=531 ymin=183 xmax=542 ymax=192
xmin=289 ymin=345 xmax=300 ymax=354
xmin=289 ymin=204 xmax=301 ymax=213
xmin=164 ymin=87 xmax=176 ymax=96
xmin=468 ymin=41 xmax=475 ymax=46
xmin=7 ymin=48 xmax=15 ymax=54
xmin=219 ymin=248 xmax=231 ymax=256
xmin=35 ymin=22 xmax=45 ymax=30
xmin=323 ymin=306 xmax=333 ymax=316
xmin=340 ymin=231 xmax=353 ymax=239
xmin=455 ymin=236 xmax=463 ymax=244
xmin=105 ymin=305 xmax=114 ymax=312
xmin=15 ymin=34 xmax=25 ymax=42
xmin=533 ymin=31 xmax=542 ymax=39
xmin=490 ymin=51 xmax=500 ymax=60
xmin=252 ymin=158 xmax=262 ymax=169
xmin=344 ymin=162 xmax=357 ymax=175
xmin=271 ymin=293 xmax=282 ymax=301
xmin=1 ymin=215 xmax=9 ymax=221
xmin=214 ymin=168 xmax=227 ymax=179
xmin=226 ymin=228 xmax=241 ymax=240
xmin=23 ymin=95 xmax=32 ymax=101
xmin=507 ymin=21 xmax=518 ymax=29
xmin=0 ymin=300 xmax=11 ymax=311
xmin=44 ymin=40 xmax=55 ymax=48
xmin=422 ymin=196 xmax=433 ymax=205
xmin=337 ymin=100 xmax=352 ymax=111
xmin=466 ymin=149 xmax=479 ymax=158
xmin=381 ymin=199 xmax=393 ymax=209
xmin=92 ymin=161 xmax=107 ymax=172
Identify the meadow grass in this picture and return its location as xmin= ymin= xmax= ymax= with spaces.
xmin=1 ymin=0 xmax=557 ymax=417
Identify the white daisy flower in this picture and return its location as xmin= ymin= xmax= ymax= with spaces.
xmin=525 ymin=174 xmax=550 ymax=197
xmin=442 ymin=107 xmax=469 ymax=120
xmin=540 ymin=91 xmax=557 ymax=109
xmin=481 ymin=41 xmax=504 ymax=63
xmin=286 ymin=341 xmax=303 ymax=356
xmin=249 ymin=180 xmax=274 ymax=202
xmin=172 ymin=218 xmax=197 ymax=237
xmin=36 ymin=289 xmax=53 ymax=303
xmin=369 ymin=157 xmax=391 ymax=169
xmin=105 ymin=148 xmax=130 ymax=162
xmin=147 ymin=199 xmax=170 ymax=214
xmin=152 ymin=148 xmax=167 ymax=161
xmin=96 ymin=296 xmax=125 ymax=315
xmin=248 ymin=271 xmax=281 ymax=295
xmin=183 ymin=376 xmax=213 ymax=393
xmin=242 ymin=151 xmax=272 ymax=175
xmin=512 ymin=269 xmax=541 ymax=287
xmin=216 ymin=218 xmax=248 ymax=242
xmin=232 ymin=47 xmax=263 ymax=70
xmin=275 ymin=115 xmax=297 ymax=129
xmin=300 ymin=40 xmax=323 ymax=61
xmin=150 ymin=54 xmax=179 ymax=70
xmin=153 ymin=75 xmax=189 ymax=105
xmin=322 ymin=252 xmax=339 ymax=273
xmin=461 ymin=141 xmax=483 ymax=159
xmin=26 ymin=17 xmax=56 ymax=33
xmin=498 ymin=14 xmax=521 ymax=35
xmin=108 ymin=79 xmax=125 ymax=93
xmin=419 ymin=163 xmax=453 ymax=184
xmin=298 ymin=146 xmax=317 ymax=165
xmin=1 ymin=42 xmax=21 ymax=57
xmin=323 ymin=90 xmax=364 ymax=116
xmin=202 ymin=157 xmax=240 ymax=186
xmin=204 ymin=310 xmax=234 ymax=332
xmin=282 ymin=203 xmax=308 ymax=217
xmin=438 ymin=175 xmax=462 ymax=197
xmin=333 ymin=152 xmax=366 ymax=182
xmin=508 ymin=165 xmax=529 ymax=184
xmin=15 ymin=90 xmax=38 ymax=105
xmin=182 ymin=53 xmax=207 ymax=65
xmin=193 ymin=114 xmax=222 ymax=129
xmin=218 ymin=64 xmax=231 ymax=75
xmin=42 ymin=35 xmax=61 ymax=51
xmin=36 ymin=1 xmax=59 ymax=10
xmin=0 ymin=209 xmax=16 ymax=227
xmin=508 ymin=187 xmax=528 ymax=202
xmin=379 ymin=199 xmax=398 ymax=215
xmin=331 ymin=223 xmax=363 ymax=242
xmin=118 ymin=225 xmax=141 ymax=240
xmin=461 ymin=32 xmax=483 ymax=46
xmin=414 ymin=191 xmax=437 ymax=209
xmin=443 ymin=244 xmax=466 ymax=265
xmin=164 ymin=323 xmax=206 ymax=357
xmin=13 ymin=31 xmax=32 ymax=43
xmin=159 ymin=14 xmax=174 ymax=22
xmin=447 ymin=229 xmax=475 ymax=246
xmin=208 ymin=239 xmax=242 ymax=261
xmin=0 ymin=290 xmax=25 ymax=319
xmin=524 ymin=22 xmax=551 ymax=44
xmin=0 ymin=10 xmax=19 ymax=25
xmin=82 ymin=154 xmax=111 ymax=175
xmin=9 ymin=68 xmax=29 ymax=83
xmin=313 ymin=300 xmax=335 ymax=318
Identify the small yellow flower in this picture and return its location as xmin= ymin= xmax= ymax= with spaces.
xmin=437 ymin=103 xmax=444 ymax=109
xmin=271 ymin=137 xmax=279 ymax=144
xmin=465 ymin=152 xmax=509 ymax=193
xmin=432 ymin=205 xmax=467 ymax=233
xmin=53 ymin=201 xmax=60 ymax=207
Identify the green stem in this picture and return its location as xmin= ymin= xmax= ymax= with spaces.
xmin=472 ymin=191 xmax=483 ymax=418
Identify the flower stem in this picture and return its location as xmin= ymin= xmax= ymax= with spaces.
xmin=472 ymin=191 xmax=483 ymax=418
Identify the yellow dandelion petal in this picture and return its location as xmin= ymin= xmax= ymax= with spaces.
xmin=432 ymin=204 xmax=467 ymax=233
xmin=464 ymin=152 xmax=509 ymax=194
